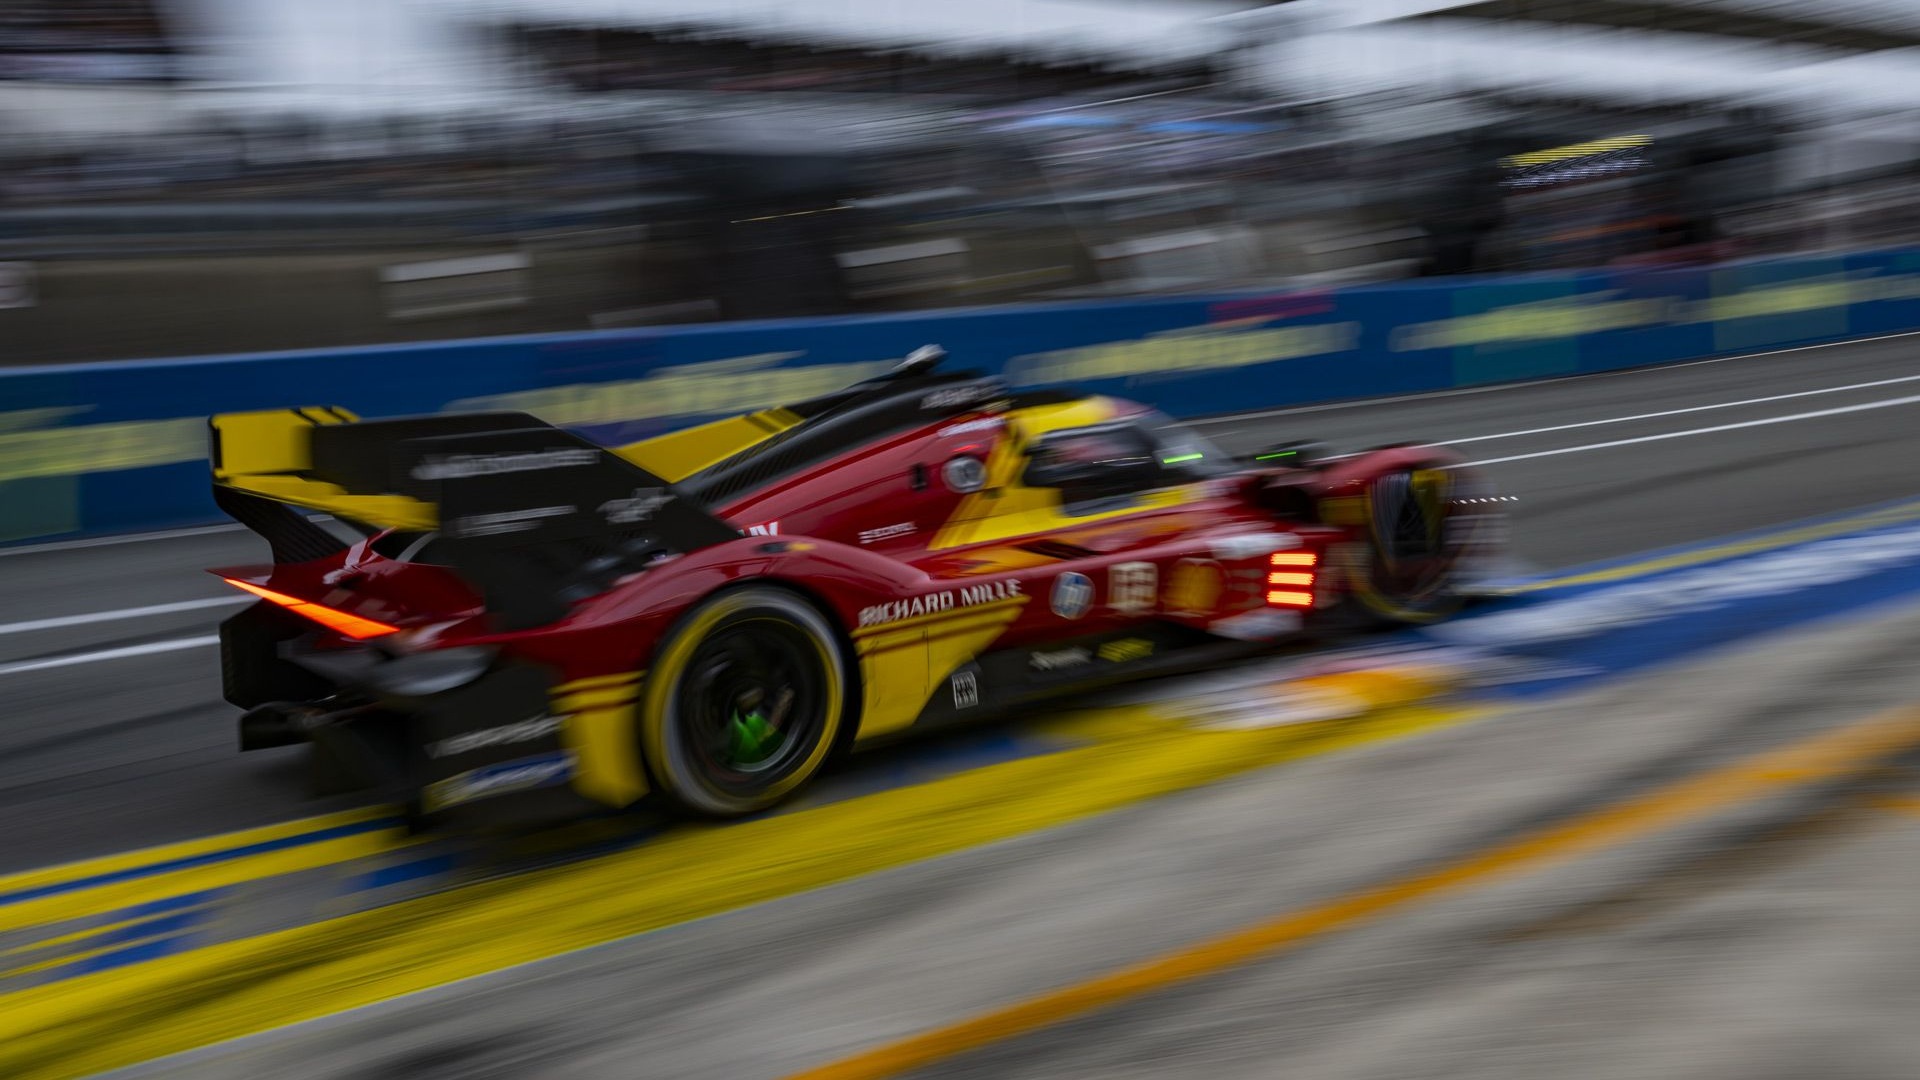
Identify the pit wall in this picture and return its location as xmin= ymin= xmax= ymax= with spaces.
xmin=5 ymin=249 xmax=1917 ymax=542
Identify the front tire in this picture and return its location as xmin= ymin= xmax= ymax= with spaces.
xmin=640 ymin=586 xmax=848 ymax=817
xmin=1351 ymin=467 xmax=1471 ymax=624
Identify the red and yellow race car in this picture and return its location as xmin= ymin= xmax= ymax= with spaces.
xmin=208 ymin=346 xmax=1502 ymax=826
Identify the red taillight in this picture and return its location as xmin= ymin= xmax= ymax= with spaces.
xmin=222 ymin=578 xmax=400 ymax=640
xmin=1266 ymin=551 xmax=1318 ymax=609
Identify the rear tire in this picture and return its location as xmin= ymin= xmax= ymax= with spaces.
xmin=640 ymin=587 xmax=848 ymax=817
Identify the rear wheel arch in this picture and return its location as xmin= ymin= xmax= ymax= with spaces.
xmin=636 ymin=580 xmax=856 ymax=816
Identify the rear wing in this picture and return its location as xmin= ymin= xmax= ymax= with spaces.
xmin=211 ymin=408 xmax=739 ymax=627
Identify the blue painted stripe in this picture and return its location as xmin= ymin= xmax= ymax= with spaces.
xmin=1496 ymin=493 xmax=1920 ymax=591
xmin=64 ymin=930 xmax=198 ymax=977
xmin=89 ymin=907 xmax=210 ymax=949
xmin=119 ymin=887 xmax=226 ymax=920
xmin=343 ymin=853 xmax=457 ymax=894
xmin=0 ymin=818 xmax=402 ymax=909
xmin=1432 ymin=511 xmax=1920 ymax=701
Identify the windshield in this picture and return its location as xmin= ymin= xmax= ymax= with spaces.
xmin=1141 ymin=411 xmax=1236 ymax=478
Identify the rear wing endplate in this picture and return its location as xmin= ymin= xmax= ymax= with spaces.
xmin=211 ymin=407 xmax=740 ymax=627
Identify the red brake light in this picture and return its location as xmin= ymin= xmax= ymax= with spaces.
xmin=1266 ymin=550 xmax=1318 ymax=609
xmin=223 ymin=578 xmax=400 ymax=640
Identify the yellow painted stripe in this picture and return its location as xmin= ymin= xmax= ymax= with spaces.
xmin=0 ymin=807 xmax=392 ymax=901
xmin=0 ymin=687 xmax=1488 ymax=1079
xmin=785 ymin=703 xmax=1920 ymax=1080
xmin=2 ymin=898 xmax=223 ymax=980
xmin=0 ymin=830 xmax=419 ymax=938
xmin=1507 ymin=498 xmax=1920 ymax=594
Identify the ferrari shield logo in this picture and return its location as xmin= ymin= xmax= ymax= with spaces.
xmin=1051 ymin=572 xmax=1093 ymax=620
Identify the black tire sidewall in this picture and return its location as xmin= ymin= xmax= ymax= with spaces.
xmin=642 ymin=587 xmax=847 ymax=817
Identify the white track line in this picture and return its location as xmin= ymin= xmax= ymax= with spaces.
xmin=0 ymin=636 xmax=219 ymax=677
xmin=0 ymin=596 xmax=248 ymax=637
xmin=0 ymin=523 xmax=243 ymax=558
xmin=1462 ymin=391 xmax=1920 ymax=468
xmin=1435 ymin=370 xmax=1920 ymax=447
xmin=1187 ymin=328 xmax=1920 ymax=425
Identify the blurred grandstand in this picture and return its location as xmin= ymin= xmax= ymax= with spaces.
xmin=4 ymin=1 xmax=1920 ymax=363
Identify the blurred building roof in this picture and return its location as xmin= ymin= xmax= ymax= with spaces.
xmin=455 ymin=0 xmax=1244 ymax=71
xmin=1231 ymin=0 xmax=1920 ymax=122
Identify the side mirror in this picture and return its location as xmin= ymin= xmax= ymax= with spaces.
xmin=1249 ymin=440 xmax=1330 ymax=468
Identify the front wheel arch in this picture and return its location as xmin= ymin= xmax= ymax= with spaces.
xmin=1346 ymin=464 xmax=1475 ymax=625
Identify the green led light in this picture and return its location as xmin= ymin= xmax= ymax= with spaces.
xmin=1161 ymin=452 xmax=1204 ymax=464
xmin=1254 ymin=450 xmax=1298 ymax=461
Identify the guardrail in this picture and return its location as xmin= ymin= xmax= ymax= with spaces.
xmin=5 ymin=248 xmax=1918 ymax=543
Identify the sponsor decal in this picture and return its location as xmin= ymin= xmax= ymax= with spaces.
xmin=427 ymin=715 xmax=564 ymax=759
xmin=599 ymin=487 xmax=673 ymax=525
xmin=950 ymin=667 xmax=981 ymax=709
xmin=858 ymin=578 xmax=1024 ymax=628
xmin=412 ymin=448 xmax=599 ymax=481
xmin=1029 ymin=646 xmax=1092 ymax=672
xmin=920 ymin=384 xmax=1002 ymax=411
xmin=858 ymin=521 xmax=917 ymax=544
xmin=745 ymin=521 xmax=781 ymax=536
xmin=1097 ymin=637 xmax=1154 ymax=664
xmin=1008 ymin=320 xmax=1362 ymax=386
xmin=1051 ymin=571 xmax=1094 ymax=620
xmin=943 ymin=455 xmax=987 ymax=493
xmin=1108 ymin=561 xmax=1158 ymax=616
xmin=1210 ymin=532 xmax=1302 ymax=560
xmin=422 ymin=750 xmax=576 ymax=812
xmin=1165 ymin=558 xmax=1225 ymax=616
xmin=445 ymin=505 xmax=574 ymax=538
xmin=938 ymin=415 xmax=1006 ymax=438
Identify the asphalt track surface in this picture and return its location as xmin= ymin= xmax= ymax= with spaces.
xmin=4 ymin=333 xmax=1920 ymax=1078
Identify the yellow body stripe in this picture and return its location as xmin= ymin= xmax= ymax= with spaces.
xmin=553 ymin=670 xmax=649 ymax=808
xmin=210 ymin=407 xmax=437 ymax=531
xmin=553 ymin=685 xmax=639 ymax=713
xmin=555 ymin=672 xmax=641 ymax=693
xmin=854 ymin=599 xmax=1030 ymax=741
xmin=563 ymin=704 xmax=648 ymax=808
xmin=931 ymin=398 xmax=1122 ymax=551
xmin=614 ymin=408 xmax=804 ymax=483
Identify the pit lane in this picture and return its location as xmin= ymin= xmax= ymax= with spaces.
xmin=3 ymin=332 xmax=1920 ymax=1078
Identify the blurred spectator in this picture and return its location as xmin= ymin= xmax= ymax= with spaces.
xmin=0 ymin=0 xmax=178 ymax=83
